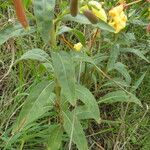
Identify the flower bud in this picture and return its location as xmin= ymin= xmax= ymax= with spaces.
xmin=83 ymin=10 xmax=99 ymax=24
xmin=70 ymin=0 xmax=78 ymax=17
xmin=13 ymin=0 xmax=29 ymax=29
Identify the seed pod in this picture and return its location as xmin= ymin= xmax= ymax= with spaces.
xmin=70 ymin=0 xmax=78 ymax=17
xmin=13 ymin=0 xmax=29 ymax=29
xmin=83 ymin=10 xmax=99 ymax=24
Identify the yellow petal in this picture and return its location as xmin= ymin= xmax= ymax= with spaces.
xmin=89 ymin=1 xmax=102 ymax=10
xmin=74 ymin=43 xmax=83 ymax=51
xmin=91 ymin=8 xmax=107 ymax=22
xmin=109 ymin=4 xmax=124 ymax=17
xmin=80 ymin=5 xmax=89 ymax=13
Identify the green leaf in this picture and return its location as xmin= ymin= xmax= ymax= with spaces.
xmin=121 ymin=48 xmax=150 ymax=63
xmin=95 ymin=20 xmax=115 ymax=32
xmin=75 ymin=84 xmax=100 ymax=123
xmin=114 ymin=62 xmax=131 ymax=85
xmin=47 ymin=125 xmax=63 ymax=150
xmin=107 ymin=44 xmax=120 ymax=71
xmin=33 ymin=0 xmax=56 ymax=43
xmin=57 ymin=26 xmax=86 ymax=46
xmin=131 ymin=72 xmax=146 ymax=92
xmin=57 ymin=25 xmax=72 ymax=35
xmin=18 ymin=48 xmax=51 ymax=63
xmin=63 ymin=14 xmax=115 ymax=32
xmin=63 ymin=111 xmax=88 ymax=150
xmin=98 ymin=90 xmax=142 ymax=107
xmin=102 ymin=78 xmax=129 ymax=88
xmin=0 ymin=24 xmax=35 ymax=46
xmin=72 ymin=29 xmax=86 ymax=46
xmin=63 ymin=14 xmax=91 ymax=25
xmin=71 ymin=52 xmax=93 ymax=64
xmin=51 ymin=51 xmax=76 ymax=105
xmin=12 ymin=81 xmax=55 ymax=133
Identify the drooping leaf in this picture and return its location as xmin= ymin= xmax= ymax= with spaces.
xmin=63 ymin=14 xmax=91 ymax=25
xmin=12 ymin=81 xmax=55 ymax=133
xmin=131 ymin=72 xmax=146 ymax=92
xmin=63 ymin=14 xmax=115 ymax=32
xmin=0 ymin=24 xmax=35 ymax=45
xmin=98 ymin=90 xmax=142 ymax=107
xmin=102 ymin=78 xmax=129 ymax=88
xmin=107 ymin=44 xmax=120 ymax=71
xmin=57 ymin=26 xmax=86 ymax=46
xmin=33 ymin=0 xmax=56 ymax=43
xmin=63 ymin=111 xmax=88 ymax=150
xmin=95 ymin=20 xmax=115 ymax=32
xmin=57 ymin=25 xmax=72 ymax=35
xmin=18 ymin=48 xmax=51 ymax=63
xmin=75 ymin=84 xmax=100 ymax=123
xmin=121 ymin=48 xmax=150 ymax=63
xmin=47 ymin=124 xmax=63 ymax=150
xmin=71 ymin=52 xmax=93 ymax=64
xmin=72 ymin=29 xmax=86 ymax=46
xmin=51 ymin=51 xmax=76 ymax=105
xmin=114 ymin=62 xmax=131 ymax=85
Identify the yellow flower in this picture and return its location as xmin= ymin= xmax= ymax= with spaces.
xmin=74 ymin=42 xmax=83 ymax=51
xmin=109 ymin=4 xmax=124 ymax=17
xmin=80 ymin=1 xmax=107 ymax=22
xmin=108 ymin=5 xmax=127 ymax=33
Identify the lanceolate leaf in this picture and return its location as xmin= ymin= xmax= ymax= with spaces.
xmin=98 ymin=90 xmax=142 ymax=107
xmin=131 ymin=72 xmax=146 ymax=92
xmin=96 ymin=20 xmax=115 ymax=32
xmin=33 ymin=0 xmax=56 ymax=43
xmin=63 ymin=14 xmax=91 ymax=25
xmin=63 ymin=14 xmax=115 ymax=32
xmin=63 ymin=111 xmax=88 ymax=150
xmin=0 ymin=24 xmax=35 ymax=45
xmin=18 ymin=48 xmax=51 ymax=63
xmin=114 ymin=62 xmax=131 ymax=85
xmin=107 ymin=44 xmax=120 ymax=71
xmin=47 ymin=124 xmax=63 ymax=150
xmin=75 ymin=84 xmax=100 ymax=123
xmin=51 ymin=51 xmax=76 ymax=105
xmin=121 ymin=48 xmax=150 ymax=63
xmin=57 ymin=26 xmax=86 ymax=46
xmin=72 ymin=29 xmax=86 ymax=46
xmin=12 ymin=81 xmax=55 ymax=133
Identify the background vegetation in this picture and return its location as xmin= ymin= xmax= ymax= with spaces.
xmin=0 ymin=0 xmax=150 ymax=149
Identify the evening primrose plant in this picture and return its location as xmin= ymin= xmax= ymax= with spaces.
xmin=0 ymin=0 xmax=148 ymax=149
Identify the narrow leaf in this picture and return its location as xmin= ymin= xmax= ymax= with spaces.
xmin=98 ymin=90 xmax=142 ymax=106
xmin=107 ymin=44 xmax=120 ymax=71
xmin=12 ymin=81 xmax=55 ymax=133
xmin=114 ymin=62 xmax=131 ymax=85
xmin=47 ymin=125 xmax=63 ymax=150
xmin=131 ymin=72 xmax=146 ymax=92
xmin=51 ymin=51 xmax=76 ymax=105
xmin=121 ymin=48 xmax=150 ymax=63
xmin=33 ymin=0 xmax=56 ymax=43
xmin=18 ymin=48 xmax=51 ymax=63
xmin=0 ymin=24 xmax=35 ymax=45
xmin=63 ymin=14 xmax=115 ymax=32
xmin=75 ymin=84 xmax=100 ymax=123
xmin=63 ymin=111 xmax=88 ymax=150
xmin=95 ymin=20 xmax=115 ymax=32
xmin=72 ymin=29 xmax=86 ymax=46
